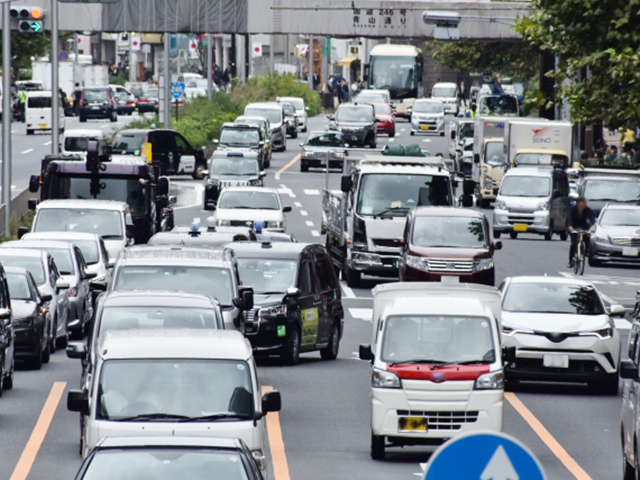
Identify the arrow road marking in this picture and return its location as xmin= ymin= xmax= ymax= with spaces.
xmin=480 ymin=445 xmax=519 ymax=480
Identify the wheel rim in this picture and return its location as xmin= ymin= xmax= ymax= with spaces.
xmin=195 ymin=165 xmax=205 ymax=178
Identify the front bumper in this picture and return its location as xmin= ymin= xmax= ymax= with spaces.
xmin=246 ymin=315 xmax=288 ymax=353
xmin=410 ymin=118 xmax=444 ymax=134
xmin=301 ymin=155 xmax=344 ymax=170
xmin=589 ymin=241 xmax=640 ymax=264
xmin=493 ymin=208 xmax=550 ymax=234
xmin=371 ymin=384 xmax=503 ymax=441
xmin=14 ymin=326 xmax=42 ymax=357
xmin=402 ymin=266 xmax=494 ymax=286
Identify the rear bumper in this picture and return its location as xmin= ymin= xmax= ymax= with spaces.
xmin=81 ymin=107 xmax=112 ymax=118
xmin=349 ymin=251 xmax=399 ymax=277
xmin=493 ymin=208 xmax=550 ymax=234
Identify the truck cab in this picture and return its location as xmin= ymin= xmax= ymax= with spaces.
xmin=472 ymin=116 xmax=510 ymax=208
xmin=448 ymin=118 xmax=474 ymax=171
xmin=359 ymin=281 xmax=506 ymax=459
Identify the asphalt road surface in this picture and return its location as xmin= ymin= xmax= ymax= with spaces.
xmin=0 ymin=113 xmax=634 ymax=480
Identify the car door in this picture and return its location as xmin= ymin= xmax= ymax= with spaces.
xmin=623 ymin=322 xmax=640 ymax=460
xmin=0 ymin=271 xmax=12 ymax=377
xmin=50 ymin=259 xmax=69 ymax=329
xmin=174 ymin=133 xmax=196 ymax=175
xmin=310 ymin=248 xmax=335 ymax=345
xmin=297 ymin=254 xmax=321 ymax=349
xmin=75 ymin=247 xmax=92 ymax=322
xmin=149 ymin=131 xmax=176 ymax=175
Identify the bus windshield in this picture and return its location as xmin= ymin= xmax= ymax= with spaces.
xmin=368 ymin=55 xmax=420 ymax=100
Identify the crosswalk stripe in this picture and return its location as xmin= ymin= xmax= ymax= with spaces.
xmin=304 ymin=189 xmax=320 ymax=195
xmin=349 ymin=308 xmax=372 ymax=321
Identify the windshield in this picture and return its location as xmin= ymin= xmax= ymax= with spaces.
xmin=81 ymin=449 xmax=250 ymax=480
xmin=97 ymin=359 xmax=253 ymax=420
xmin=44 ymin=176 xmax=147 ymax=215
xmin=236 ymin=117 xmax=268 ymax=131
xmin=282 ymin=104 xmax=295 ymax=116
xmin=71 ymin=240 xmax=100 ymax=264
xmin=357 ymin=94 xmax=386 ymax=104
xmin=219 ymin=128 xmax=259 ymax=146
xmin=373 ymin=104 xmax=392 ymax=115
xmin=305 ymin=133 xmax=344 ymax=147
xmin=432 ymin=86 xmax=456 ymax=98
xmin=368 ymin=55 xmax=419 ymax=99
xmin=30 ymin=247 xmax=74 ymax=275
xmin=218 ymin=191 xmax=280 ymax=210
xmin=357 ymin=174 xmax=451 ymax=216
xmin=7 ymin=273 xmax=32 ymax=301
xmin=282 ymin=98 xmax=303 ymax=110
xmin=27 ymin=96 xmax=51 ymax=108
xmin=381 ymin=315 xmax=495 ymax=365
xmin=478 ymin=95 xmax=518 ymax=116
xmin=600 ymin=208 xmax=640 ymax=226
xmin=584 ymin=179 xmax=640 ymax=202
xmin=459 ymin=123 xmax=474 ymax=139
xmin=499 ymin=176 xmax=550 ymax=197
xmin=413 ymin=217 xmax=486 ymax=248
xmin=336 ymin=106 xmax=374 ymax=123
xmin=0 ymin=256 xmax=45 ymax=285
xmin=64 ymin=136 xmax=99 ymax=152
xmin=503 ymin=282 xmax=604 ymax=315
xmin=244 ymin=108 xmax=281 ymax=125
xmin=413 ymin=101 xmax=443 ymax=114
xmin=84 ymin=89 xmax=109 ymax=102
xmin=113 ymin=266 xmax=233 ymax=306
xmin=112 ymin=133 xmax=146 ymax=154
xmin=98 ymin=306 xmax=221 ymax=339
xmin=485 ymin=142 xmax=505 ymax=166
xmin=210 ymin=158 xmax=259 ymax=176
xmin=237 ymin=259 xmax=297 ymax=294
xmin=515 ymin=153 xmax=567 ymax=166
xmin=34 ymin=208 xmax=123 ymax=239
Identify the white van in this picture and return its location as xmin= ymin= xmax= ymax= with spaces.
xmin=431 ymin=82 xmax=459 ymax=115
xmin=26 ymin=90 xmax=65 ymax=135
xmin=61 ymin=129 xmax=105 ymax=159
xmin=359 ymin=281 xmax=507 ymax=459
xmin=67 ymin=329 xmax=281 ymax=476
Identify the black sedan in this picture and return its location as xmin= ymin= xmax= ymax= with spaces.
xmin=300 ymin=130 xmax=347 ymax=172
xmin=5 ymin=266 xmax=52 ymax=369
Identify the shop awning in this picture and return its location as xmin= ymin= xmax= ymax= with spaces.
xmin=337 ymin=56 xmax=358 ymax=66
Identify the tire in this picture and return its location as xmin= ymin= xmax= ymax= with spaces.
xmin=410 ymin=131 xmax=414 ymax=136
xmin=31 ymin=341 xmax=43 ymax=370
xmin=389 ymin=131 xmax=395 ymax=138
xmin=192 ymin=163 xmax=206 ymax=180
xmin=110 ymin=112 xmax=118 ymax=123
xmin=588 ymin=256 xmax=602 ymax=267
xmin=481 ymin=199 xmax=491 ymax=209
xmin=578 ymin=254 xmax=586 ymax=275
xmin=346 ymin=267 xmax=361 ymax=288
xmin=493 ymin=231 xmax=501 ymax=239
xmin=597 ymin=373 xmax=619 ymax=395
xmin=42 ymin=338 xmax=51 ymax=364
xmin=440 ymin=131 xmax=445 ymax=137
xmin=281 ymin=326 xmax=300 ymax=366
xmin=0 ymin=356 xmax=5 ymax=398
xmin=560 ymin=228 xmax=568 ymax=241
xmin=623 ymin=443 xmax=637 ymax=480
xmin=291 ymin=130 xmax=298 ymax=139
xmin=79 ymin=115 xmax=86 ymax=123
xmin=544 ymin=221 xmax=553 ymax=241
xmin=26 ymin=129 xmax=33 ymax=135
xmin=3 ymin=360 xmax=13 ymax=390
xmin=509 ymin=232 xmax=518 ymax=240
xmin=320 ymin=322 xmax=340 ymax=360
xmin=371 ymin=432 xmax=385 ymax=460
xmin=300 ymin=161 xmax=309 ymax=173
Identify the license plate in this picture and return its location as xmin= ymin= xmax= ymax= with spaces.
xmin=398 ymin=416 xmax=427 ymax=432
xmin=420 ymin=125 xmax=430 ymax=130
xmin=543 ymin=354 xmax=569 ymax=368
xmin=91 ymin=106 xmax=99 ymax=110
xmin=623 ymin=247 xmax=639 ymax=257
xmin=38 ymin=124 xmax=47 ymax=129
xmin=513 ymin=223 xmax=528 ymax=232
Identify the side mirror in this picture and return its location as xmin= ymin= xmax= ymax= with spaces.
xmin=502 ymin=346 xmax=516 ymax=364
xmin=107 ymin=258 xmax=116 ymax=268
xmin=474 ymin=153 xmax=480 ymax=164
xmin=609 ymin=304 xmax=626 ymax=317
xmin=569 ymin=192 xmax=579 ymax=200
xmin=156 ymin=176 xmax=169 ymax=196
xmin=83 ymin=271 xmax=97 ymax=280
xmin=450 ymin=130 xmax=456 ymax=140
xmin=260 ymin=172 xmax=267 ymax=179
xmin=27 ymin=199 xmax=38 ymax=210
xmin=259 ymin=141 xmax=265 ymax=146
xmin=233 ymin=287 xmax=254 ymax=311
xmin=299 ymin=143 xmax=304 ymax=147
xmin=305 ymin=106 xmax=309 ymax=111
xmin=493 ymin=240 xmax=502 ymax=250
xmin=213 ymin=139 xmax=219 ymax=144
xmin=67 ymin=390 xmax=89 ymax=414
xmin=29 ymin=175 xmax=40 ymax=193
xmin=66 ymin=342 xmax=87 ymax=359
xmin=286 ymin=287 xmax=301 ymax=298
xmin=407 ymin=107 xmax=412 ymax=114
xmin=261 ymin=390 xmax=281 ymax=412
xmin=0 ymin=308 xmax=10 ymax=325
xmin=201 ymin=146 xmax=206 ymax=151
xmin=327 ymin=115 xmax=335 ymax=121
xmin=18 ymin=226 xmax=29 ymax=239
xmin=56 ymin=279 xmax=70 ymax=291
xmin=359 ymin=344 xmax=373 ymax=360
xmin=396 ymin=237 xmax=405 ymax=246
xmin=169 ymin=195 xmax=177 ymax=204
xmin=283 ymin=206 xmax=292 ymax=213
xmin=40 ymin=293 xmax=53 ymax=302
xmin=341 ymin=176 xmax=353 ymax=193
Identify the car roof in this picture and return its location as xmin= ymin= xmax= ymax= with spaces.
xmin=386 ymin=296 xmax=489 ymax=318
xmin=277 ymin=96 xmax=304 ymax=103
xmin=62 ymin=129 xmax=105 ymax=138
xmin=506 ymin=275 xmax=595 ymax=287
xmin=0 ymin=248 xmax=48 ymax=259
xmin=36 ymin=199 xmax=129 ymax=211
xmin=221 ymin=122 xmax=260 ymax=129
xmin=227 ymin=241 xmax=312 ymax=259
xmin=308 ymin=130 xmax=341 ymax=136
xmin=26 ymin=91 xmax=51 ymax=97
xmin=245 ymin=102 xmax=282 ymax=109
xmin=3 ymin=266 xmax=30 ymax=277
xmin=83 ymin=86 xmax=110 ymax=90
xmin=99 ymin=329 xmax=252 ymax=360
xmin=415 ymin=98 xmax=443 ymax=104
xmin=116 ymin=245 xmax=234 ymax=267
xmin=413 ymin=206 xmax=484 ymax=218
xmin=601 ymin=203 xmax=640 ymax=211
xmin=96 ymin=436 xmax=242 ymax=450
xmin=503 ymin=166 xmax=553 ymax=177
xmin=433 ymin=82 xmax=457 ymax=88
xmin=3 ymin=240 xmax=75 ymax=251
xmin=100 ymin=290 xmax=220 ymax=308
xmin=147 ymin=231 xmax=247 ymax=246
xmin=22 ymin=232 xmax=101 ymax=242
xmin=339 ymin=103 xmax=373 ymax=109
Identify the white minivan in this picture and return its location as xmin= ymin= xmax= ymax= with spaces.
xmin=359 ymin=281 xmax=507 ymax=459
xmin=26 ymin=90 xmax=65 ymax=136
xmin=67 ymin=329 xmax=281 ymax=476
xmin=61 ymin=129 xmax=106 ymax=160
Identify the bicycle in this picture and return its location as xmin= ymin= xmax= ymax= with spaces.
xmin=571 ymin=230 xmax=590 ymax=275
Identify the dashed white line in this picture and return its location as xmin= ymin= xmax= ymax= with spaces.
xmin=101 ymin=125 xmax=109 ymax=129
xmin=294 ymin=202 xmax=302 ymax=208
xmin=277 ymin=183 xmax=296 ymax=198
xmin=21 ymin=148 xmax=33 ymax=154
xmin=44 ymin=141 xmax=51 ymax=146
xmin=305 ymin=221 xmax=314 ymax=227
xmin=349 ymin=308 xmax=372 ymax=321
xmin=422 ymin=139 xmax=431 ymax=143
xmin=341 ymin=282 xmax=355 ymax=299
xmin=400 ymin=128 xmax=406 ymax=132
xmin=300 ymin=210 xmax=308 ymax=217
xmin=304 ymin=189 xmax=320 ymax=195
xmin=311 ymin=230 xmax=320 ymax=237
xmin=389 ymin=138 xmax=395 ymax=142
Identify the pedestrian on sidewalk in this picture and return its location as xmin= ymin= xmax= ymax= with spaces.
xmin=620 ymin=126 xmax=637 ymax=153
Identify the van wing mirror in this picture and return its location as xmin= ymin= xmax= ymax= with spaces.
xmin=341 ymin=176 xmax=353 ymax=193
xmin=502 ymin=346 xmax=516 ymax=364
xmin=17 ymin=226 xmax=29 ymax=239
xmin=261 ymin=390 xmax=281 ymax=412
xmin=359 ymin=344 xmax=373 ymax=361
xmin=29 ymin=175 xmax=40 ymax=193
xmin=609 ymin=304 xmax=626 ymax=317
xmin=67 ymin=390 xmax=89 ymax=413
xmin=450 ymin=130 xmax=456 ymax=140
xmin=40 ymin=293 xmax=53 ymax=302
xmin=66 ymin=342 xmax=87 ymax=359
xmin=233 ymin=287 xmax=254 ymax=311
xmin=156 ymin=177 xmax=169 ymax=196
xmin=474 ymin=153 xmax=480 ymax=164
xmin=620 ymin=360 xmax=639 ymax=381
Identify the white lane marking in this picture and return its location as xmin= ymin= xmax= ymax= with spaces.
xmin=44 ymin=141 xmax=52 ymax=146
xmin=349 ymin=308 xmax=372 ymax=321
xmin=294 ymin=202 xmax=302 ymax=208
xmin=304 ymin=189 xmax=320 ymax=195
xmin=21 ymin=148 xmax=33 ymax=154
xmin=300 ymin=210 xmax=308 ymax=217
xmin=311 ymin=230 xmax=320 ymax=237
xmin=174 ymin=184 xmax=205 ymax=210
xmin=615 ymin=318 xmax=632 ymax=330
xmin=305 ymin=221 xmax=314 ymax=227
xmin=400 ymin=128 xmax=406 ymax=132
xmin=389 ymin=138 xmax=395 ymax=142
xmin=340 ymin=282 xmax=355 ymax=299
xmin=277 ymin=183 xmax=296 ymax=198
xmin=422 ymin=139 xmax=431 ymax=143
xmin=609 ymin=281 xmax=620 ymax=285
xmin=11 ymin=130 xmax=16 ymax=134
xmin=101 ymin=125 xmax=109 ymax=129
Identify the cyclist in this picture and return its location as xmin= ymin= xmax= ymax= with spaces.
xmin=568 ymin=197 xmax=596 ymax=268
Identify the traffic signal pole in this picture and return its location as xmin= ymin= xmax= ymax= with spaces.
xmin=3 ymin=1 xmax=12 ymax=237
xmin=51 ymin=0 xmax=59 ymax=154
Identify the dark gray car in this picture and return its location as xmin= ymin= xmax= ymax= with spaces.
xmin=329 ymin=104 xmax=377 ymax=148
xmin=300 ymin=130 xmax=347 ymax=172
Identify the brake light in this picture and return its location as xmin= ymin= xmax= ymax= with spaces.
xmin=79 ymin=98 xmax=84 ymax=106
xmin=67 ymin=287 xmax=77 ymax=298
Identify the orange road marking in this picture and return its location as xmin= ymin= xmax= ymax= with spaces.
xmin=277 ymin=154 xmax=301 ymax=176
xmin=262 ymin=385 xmax=291 ymax=480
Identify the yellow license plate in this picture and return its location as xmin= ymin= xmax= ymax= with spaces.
xmin=398 ymin=416 xmax=428 ymax=432
xmin=513 ymin=223 xmax=528 ymax=232
xmin=420 ymin=125 xmax=430 ymax=130
xmin=38 ymin=124 xmax=47 ymax=129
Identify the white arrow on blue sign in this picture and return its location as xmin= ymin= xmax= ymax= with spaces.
xmin=424 ymin=432 xmax=545 ymax=480
xmin=171 ymin=82 xmax=186 ymax=99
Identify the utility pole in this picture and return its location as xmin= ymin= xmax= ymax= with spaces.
xmin=51 ymin=0 xmax=59 ymax=154
xmin=128 ymin=31 xmax=135 ymax=82
xmin=163 ymin=32 xmax=171 ymax=129
xmin=3 ymin=0 xmax=12 ymax=236
xmin=269 ymin=34 xmax=274 ymax=76
xmin=72 ymin=32 xmax=78 ymax=90
xmin=207 ymin=34 xmax=213 ymax=100
xmin=308 ymin=35 xmax=314 ymax=91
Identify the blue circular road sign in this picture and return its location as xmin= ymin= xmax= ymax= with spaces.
xmin=59 ymin=51 xmax=69 ymax=61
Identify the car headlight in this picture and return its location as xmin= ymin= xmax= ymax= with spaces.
xmin=351 ymin=252 xmax=383 ymax=265
xmin=219 ymin=220 xmax=230 ymax=226
xmin=206 ymin=177 xmax=219 ymax=186
xmin=474 ymin=371 xmax=504 ymax=390
xmin=536 ymin=201 xmax=549 ymax=211
xmin=302 ymin=151 xmax=314 ymax=158
xmin=372 ymin=368 xmax=401 ymax=388
xmin=14 ymin=317 xmax=34 ymax=328
xmin=593 ymin=234 xmax=611 ymax=244
xmin=259 ymin=305 xmax=287 ymax=317
xmin=494 ymin=199 xmax=507 ymax=210
xmin=579 ymin=327 xmax=613 ymax=339
xmin=406 ymin=254 xmax=429 ymax=271
xmin=483 ymin=175 xmax=493 ymax=190
xmin=473 ymin=258 xmax=494 ymax=271
xmin=268 ymin=221 xmax=284 ymax=229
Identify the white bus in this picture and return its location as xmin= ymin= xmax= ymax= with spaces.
xmin=365 ymin=44 xmax=422 ymax=118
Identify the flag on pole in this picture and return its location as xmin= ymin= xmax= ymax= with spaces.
xmin=189 ymin=39 xmax=198 ymax=53
xmin=131 ymin=35 xmax=141 ymax=51
xmin=252 ymin=42 xmax=263 ymax=57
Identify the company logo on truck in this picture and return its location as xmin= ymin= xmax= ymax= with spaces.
xmin=532 ymin=127 xmax=552 ymax=143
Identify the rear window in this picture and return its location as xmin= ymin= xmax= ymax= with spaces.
xmin=64 ymin=136 xmax=98 ymax=152
xmin=112 ymin=132 xmax=146 ymax=154
xmin=28 ymin=96 xmax=51 ymax=109
xmin=83 ymin=89 xmax=110 ymax=102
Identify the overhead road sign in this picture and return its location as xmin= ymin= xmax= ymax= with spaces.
xmin=171 ymin=82 xmax=186 ymax=100
xmin=424 ymin=432 xmax=546 ymax=480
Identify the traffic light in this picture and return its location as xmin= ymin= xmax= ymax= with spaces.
xmin=10 ymin=7 xmax=44 ymax=34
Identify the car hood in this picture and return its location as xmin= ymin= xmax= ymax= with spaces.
xmin=409 ymin=246 xmax=489 ymax=258
xmin=337 ymin=122 xmax=373 ymax=129
xmin=376 ymin=114 xmax=393 ymax=122
xmin=210 ymin=174 xmax=259 ymax=182
xmin=598 ymin=225 xmax=640 ymax=238
xmin=216 ymin=208 xmax=283 ymax=222
xmin=497 ymin=195 xmax=547 ymax=209
xmin=502 ymin=311 xmax=610 ymax=333
xmin=12 ymin=300 xmax=37 ymax=320
xmin=303 ymin=146 xmax=346 ymax=153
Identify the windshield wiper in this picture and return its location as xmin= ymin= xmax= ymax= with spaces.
xmin=113 ymin=413 xmax=191 ymax=421
xmin=258 ymin=291 xmax=286 ymax=295
xmin=389 ymin=358 xmax=444 ymax=367
xmin=232 ymin=206 xmax=260 ymax=209
xmin=373 ymin=206 xmax=410 ymax=218
xmin=431 ymin=359 xmax=492 ymax=370
xmin=101 ymin=234 xmax=122 ymax=239
xmin=180 ymin=413 xmax=250 ymax=422
xmin=59 ymin=271 xmax=73 ymax=275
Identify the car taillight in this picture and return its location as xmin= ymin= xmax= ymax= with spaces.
xmin=139 ymin=98 xmax=147 ymax=103
xmin=79 ymin=98 xmax=84 ymax=106
xmin=67 ymin=287 xmax=77 ymax=298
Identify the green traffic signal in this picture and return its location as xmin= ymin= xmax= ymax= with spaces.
xmin=18 ymin=20 xmax=43 ymax=33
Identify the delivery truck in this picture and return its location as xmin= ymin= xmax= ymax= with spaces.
xmin=505 ymin=119 xmax=574 ymax=168
xmin=472 ymin=116 xmax=509 ymax=207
